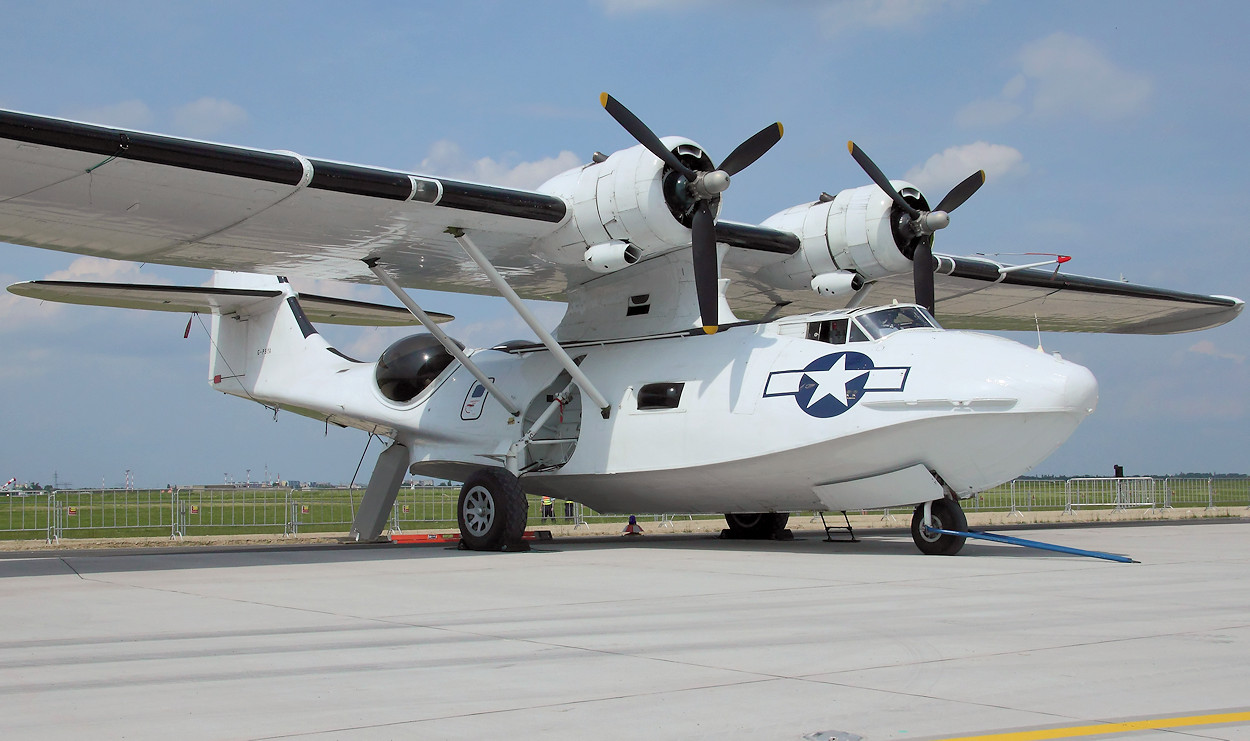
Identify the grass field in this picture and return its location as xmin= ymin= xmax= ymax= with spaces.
xmin=3 ymin=477 xmax=1247 ymax=541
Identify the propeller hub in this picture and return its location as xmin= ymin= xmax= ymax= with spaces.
xmin=919 ymin=210 xmax=950 ymax=233
xmin=693 ymin=170 xmax=731 ymax=198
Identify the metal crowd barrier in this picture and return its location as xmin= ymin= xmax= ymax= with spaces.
xmin=51 ymin=489 xmax=179 ymax=541
xmin=1064 ymin=477 xmax=1157 ymax=512
xmin=176 ymin=488 xmax=292 ymax=536
xmin=0 ymin=491 xmax=55 ymax=543
xmin=2 ymin=477 xmax=1247 ymax=543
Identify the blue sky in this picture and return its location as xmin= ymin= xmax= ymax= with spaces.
xmin=1 ymin=0 xmax=1247 ymax=488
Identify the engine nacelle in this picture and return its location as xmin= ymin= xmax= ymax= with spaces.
xmin=810 ymin=270 xmax=864 ymax=296
xmin=533 ymin=137 xmax=715 ymax=270
xmin=755 ymin=182 xmax=931 ymax=292
xmin=583 ymin=241 xmax=642 ymax=273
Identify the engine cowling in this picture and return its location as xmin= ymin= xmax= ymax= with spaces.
xmin=755 ymin=182 xmax=931 ymax=291
xmin=534 ymin=137 xmax=716 ymax=269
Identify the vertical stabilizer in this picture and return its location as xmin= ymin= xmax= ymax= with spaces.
xmin=207 ymin=272 xmax=341 ymax=404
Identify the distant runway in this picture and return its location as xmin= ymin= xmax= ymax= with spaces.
xmin=1 ymin=521 xmax=1248 ymax=741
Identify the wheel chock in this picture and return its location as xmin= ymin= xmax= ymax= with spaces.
xmin=390 ymin=530 xmax=553 ymax=546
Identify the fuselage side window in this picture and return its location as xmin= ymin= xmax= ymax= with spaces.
xmin=805 ymin=318 xmax=849 ymax=345
xmin=830 ymin=318 xmax=848 ymax=344
xmin=637 ymin=382 xmax=685 ymax=410
xmin=848 ymin=322 xmax=870 ymax=342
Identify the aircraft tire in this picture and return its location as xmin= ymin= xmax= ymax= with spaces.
xmin=723 ymin=512 xmax=790 ymax=539
xmin=910 ymin=499 xmax=967 ymax=555
xmin=457 ymin=468 xmax=529 ymax=551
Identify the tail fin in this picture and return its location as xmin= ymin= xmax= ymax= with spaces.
xmin=206 ymin=272 xmax=329 ymax=400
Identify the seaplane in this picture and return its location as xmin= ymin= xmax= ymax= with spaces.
xmin=0 ymin=95 xmax=1241 ymax=554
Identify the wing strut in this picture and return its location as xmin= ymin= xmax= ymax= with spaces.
xmin=364 ymin=258 xmax=522 ymax=417
xmin=447 ymin=228 xmax=613 ymax=419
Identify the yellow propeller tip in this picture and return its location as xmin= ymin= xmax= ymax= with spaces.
xmin=777 ymin=122 xmax=784 ymax=137
xmin=846 ymin=141 xmax=855 ymax=154
xmin=599 ymin=92 xmax=609 ymax=107
xmin=702 ymin=325 xmax=719 ymax=335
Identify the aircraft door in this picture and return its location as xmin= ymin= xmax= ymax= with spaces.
xmin=520 ymin=371 xmax=583 ymax=471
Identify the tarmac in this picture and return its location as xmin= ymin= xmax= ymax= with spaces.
xmin=1 ymin=518 xmax=1248 ymax=740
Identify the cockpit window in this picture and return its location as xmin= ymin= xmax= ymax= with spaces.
xmin=856 ymin=306 xmax=938 ymax=339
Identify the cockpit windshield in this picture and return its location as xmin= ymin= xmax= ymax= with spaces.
xmin=855 ymin=306 xmax=939 ymax=339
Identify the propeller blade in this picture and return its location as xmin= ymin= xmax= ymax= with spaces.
xmin=848 ymin=141 xmax=919 ymax=219
xmin=913 ymin=239 xmax=936 ymax=314
xmin=691 ymin=202 xmax=720 ymax=334
xmin=719 ymin=122 xmax=783 ymax=176
xmin=600 ymin=93 xmax=696 ymax=180
xmin=935 ymin=170 xmax=986 ymax=214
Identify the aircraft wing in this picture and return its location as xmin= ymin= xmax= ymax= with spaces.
xmin=6 ymin=279 xmax=445 ymax=326
xmin=0 ymin=108 xmax=571 ymax=298
xmin=724 ymin=253 xmax=1243 ymax=334
xmin=0 ymin=107 xmax=1241 ymax=336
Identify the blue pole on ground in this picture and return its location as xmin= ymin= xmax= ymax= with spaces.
xmin=924 ymin=527 xmax=1138 ymax=563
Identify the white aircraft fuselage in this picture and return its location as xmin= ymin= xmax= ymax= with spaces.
xmin=222 ymin=293 xmax=1097 ymax=517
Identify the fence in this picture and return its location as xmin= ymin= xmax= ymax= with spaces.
xmin=2 ymin=477 xmax=1248 ymax=542
xmin=0 ymin=491 xmax=55 ymax=542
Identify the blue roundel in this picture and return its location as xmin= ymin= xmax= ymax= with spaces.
xmin=795 ymin=351 xmax=875 ymax=418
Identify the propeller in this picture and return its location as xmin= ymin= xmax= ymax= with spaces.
xmin=847 ymin=141 xmax=985 ymax=314
xmin=601 ymin=93 xmax=782 ymax=333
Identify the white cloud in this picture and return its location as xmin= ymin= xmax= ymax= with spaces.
xmin=287 ymin=276 xmax=380 ymax=302
xmin=904 ymin=141 xmax=1028 ymax=194
xmin=43 ymin=257 xmax=152 ymax=283
xmin=340 ymin=328 xmax=407 ymax=362
xmin=957 ymin=33 xmax=1153 ymax=126
xmin=595 ymin=0 xmax=706 ymax=13
xmin=450 ymin=304 xmax=566 ymax=349
xmin=1188 ymin=340 xmax=1245 ymax=364
xmin=417 ymin=140 xmax=583 ymax=189
xmin=172 ymin=97 xmax=249 ymax=138
xmin=596 ymin=0 xmax=979 ymax=33
xmin=64 ymin=100 xmax=154 ymax=129
xmin=817 ymin=0 xmax=974 ymax=34
xmin=954 ymin=77 xmax=1027 ymax=127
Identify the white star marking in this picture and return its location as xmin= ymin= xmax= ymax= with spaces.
xmin=803 ymin=354 xmax=869 ymax=409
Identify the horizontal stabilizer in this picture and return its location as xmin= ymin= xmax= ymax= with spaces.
xmin=5 ymin=280 xmax=451 ymax=326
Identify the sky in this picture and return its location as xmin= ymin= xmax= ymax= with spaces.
xmin=1 ymin=0 xmax=1247 ymax=489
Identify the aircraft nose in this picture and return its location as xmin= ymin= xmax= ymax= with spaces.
xmin=1062 ymin=362 xmax=1099 ymax=415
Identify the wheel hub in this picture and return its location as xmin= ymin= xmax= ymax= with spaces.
xmin=462 ymin=487 xmax=495 ymax=536
xmin=919 ymin=513 xmax=944 ymax=543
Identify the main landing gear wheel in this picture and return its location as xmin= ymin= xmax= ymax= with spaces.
xmin=723 ymin=512 xmax=790 ymax=539
xmin=457 ymin=468 xmax=529 ymax=551
xmin=911 ymin=499 xmax=967 ymax=555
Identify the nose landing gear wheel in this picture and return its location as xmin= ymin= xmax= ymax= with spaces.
xmin=911 ymin=499 xmax=967 ymax=555
xmin=457 ymin=468 xmax=529 ymax=551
